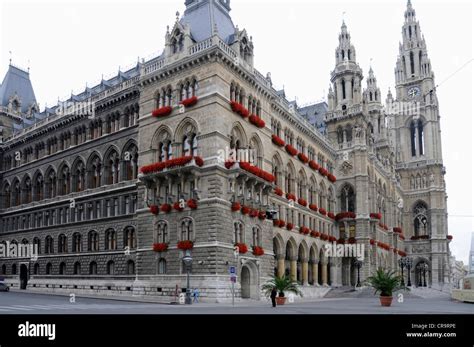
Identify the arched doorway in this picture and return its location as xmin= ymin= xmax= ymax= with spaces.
xmin=241 ymin=266 xmax=251 ymax=298
xmin=20 ymin=264 xmax=28 ymax=290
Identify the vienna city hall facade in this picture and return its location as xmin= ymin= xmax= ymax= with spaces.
xmin=0 ymin=0 xmax=451 ymax=301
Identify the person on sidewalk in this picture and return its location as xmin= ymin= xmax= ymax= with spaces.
xmin=270 ymin=287 xmax=277 ymax=307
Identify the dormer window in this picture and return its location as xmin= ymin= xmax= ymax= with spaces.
xmin=171 ymin=30 xmax=184 ymax=54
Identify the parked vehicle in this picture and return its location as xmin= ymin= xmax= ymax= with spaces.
xmin=0 ymin=282 xmax=10 ymax=292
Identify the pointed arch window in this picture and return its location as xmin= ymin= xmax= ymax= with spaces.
xmin=413 ymin=202 xmax=428 ymax=237
xmin=340 ymin=184 xmax=355 ymax=212
xmin=341 ymin=79 xmax=346 ymax=99
xmin=410 ymin=120 xmax=417 ymax=156
xmin=417 ymin=120 xmax=424 ymax=155
xmin=410 ymin=51 xmax=415 ymax=75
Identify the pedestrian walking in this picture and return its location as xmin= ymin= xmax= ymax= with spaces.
xmin=270 ymin=287 xmax=277 ymax=307
xmin=193 ymin=288 xmax=199 ymax=303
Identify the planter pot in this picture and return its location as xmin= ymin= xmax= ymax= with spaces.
xmin=379 ymin=296 xmax=393 ymax=307
xmin=276 ymin=296 xmax=287 ymax=305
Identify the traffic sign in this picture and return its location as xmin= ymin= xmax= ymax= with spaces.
xmin=229 ymin=266 xmax=236 ymax=274
xmin=230 ymin=276 xmax=237 ymax=283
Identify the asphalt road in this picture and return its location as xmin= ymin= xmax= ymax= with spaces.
xmin=0 ymin=291 xmax=472 ymax=314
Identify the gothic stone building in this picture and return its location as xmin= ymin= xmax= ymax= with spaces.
xmin=0 ymin=0 xmax=451 ymax=302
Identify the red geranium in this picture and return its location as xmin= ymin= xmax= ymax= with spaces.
xmin=152 ymin=106 xmax=173 ymax=117
xmin=319 ymin=207 xmax=327 ymax=216
xmin=447 ymin=235 xmax=453 ymax=240
xmin=310 ymin=231 xmax=320 ymax=238
xmin=231 ymin=202 xmax=241 ymax=212
xmin=335 ymin=212 xmax=356 ymax=221
xmin=149 ymin=205 xmax=159 ymax=215
xmin=286 ymin=193 xmax=296 ymax=201
xmin=249 ymin=114 xmax=266 ymax=128
xmin=252 ymin=246 xmax=265 ymax=256
xmin=320 ymin=234 xmax=329 ymax=241
xmin=398 ymin=250 xmax=407 ymax=257
xmin=309 ymin=204 xmax=318 ymax=211
xmin=274 ymin=187 xmax=284 ymax=196
xmin=249 ymin=209 xmax=259 ymax=218
xmin=286 ymin=223 xmax=294 ymax=231
xmin=177 ymin=240 xmax=193 ymax=250
xmin=297 ymin=198 xmax=307 ymax=207
xmin=239 ymin=162 xmax=275 ymax=183
xmin=337 ymin=237 xmax=345 ymax=245
xmin=370 ymin=213 xmax=382 ymax=220
xmin=328 ymin=212 xmax=335 ymax=220
xmin=273 ymin=219 xmax=280 ymax=227
xmin=309 ymin=160 xmax=319 ymax=170
xmin=297 ymin=153 xmax=309 ymax=164
xmin=140 ymin=156 xmax=195 ymax=174
xmin=241 ymin=206 xmax=250 ymax=215
xmin=174 ymin=202 xmax=184 ymax=211
xmin=318 ymin=167 xmax=328 ymax=177
xmin=285 ymin=144 xmax=298 ymax=156
xmin=348 ymin=237 xmax=356 ymax=244
xmin=230 ymin=101 xmax=249 ymax=118
xmin=160 ymin=203 xmax=172 ymax=213
xmin=194 ymin=156 xmax=204 ymax=167
xmin=225 ymin=160 xmax=235 ymax=169
xmin=278 ymin=220 xmax=286 ymax=228
xmin=235 ymin=243 xmax=248 ymax=254
xmin=187 ymin=199 xmax=198 ymax=210
xmin=370 ymin=239 xmax=376 ymax=245
xmin=299 ymin=226 xmax=310 ymax=235
xmin=180 ymin=96 xmax=198 ymax=107
xmin=271 ymin=134 xmax=285 ymax=147
xmin=393 ymin=227 xmax=403 ymax=234
xmin=153 ymin=243 xmax=168 ymax=252
xmin=258 ymin=211 xmax=267 ymax=220
xmin=399 ymin=235 xmax=405 ymax=240
xmin=329 ymin=235 xmax=337 ymax=242
xmin=328 ymin=174 xmax=337 ymax=183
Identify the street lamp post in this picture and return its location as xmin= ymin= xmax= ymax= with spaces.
xmin=422 ymin=263 xmax=428 ymax=287
xmin=353 ymin=258 xmax=363 ymax=287
xmin=182 ymin=250 xmax=193 ymax=305
xmin=398 ymin=258 xmax=406 ymax=286
xmin=405 ymin=257 xmax=413 ymax=287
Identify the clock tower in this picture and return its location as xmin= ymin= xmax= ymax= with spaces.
xmin=391 ymin=0 xmax=450 ymax=289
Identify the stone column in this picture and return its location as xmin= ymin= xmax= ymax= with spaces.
xmin=290 ymin=259 xmax=297 ymax=282
xmin=277 ymin=256 xmax=285 ymax=278
xmin=302 ymin=260 xmax=309 ymax=285
xmin=322 ymin=262 xmax=328 ymax=286
xmin=312 ymin=262 xmax=319 ymax=286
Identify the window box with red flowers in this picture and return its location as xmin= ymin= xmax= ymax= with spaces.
xmin=239 ymin=162 xmax=275 ymax=183
xmin=318 ymin=207 xmax=327 ymax=216
xmin=310 ymin=231 xmax=320 ymax=238
xmin=328 ymin=174 xmax=337 ymax=183
xmin=230 ymin=101 xmax=249 ymax=118
xmin=286 ymin=193 xmax=296 ymax=201
xmin=348 ymin=237 xmax=357 ymax=244
xmin=140 ymin=156 xmax=202 ymax=175
xmin=286 ymin=223 xmax=294 ymax=231
xmin=318 ymin=167 xmax=328 ymax=177
xmin=297 ymin=198 xmax=307 ymax=207
xmin=379 ymin=223 xmax=388 ymax=231
xmin=328 ymin=212 xmax=335 ymax=220
xmin=399 ymin=235 xmax=405 ymax=240
xmin=329 ymin=236 xmax=337 ymax=242
xmin=370 ymin=212 xmax=382 ymax=220
xmin=231 ymin=202 xmax=241 ymax=212
xmin=299 ymin=226 xmax=310 ymax=235
xmin=320 ymin=234 xmax=329 ymax=241
xmin=193 ymin=156 xmax=204 ymax=167
xmin=393 ymin=248 xmax=398 ymax=254
xmin=278 ymin=220 xmax=286 ymax=228
xmin=180 ymin=96 xmax=198 ymax=108
xmin=174 ymin=202 xmax=184 ymax=212
xmin=258 ymin=211 xmax=267 ymax=220
xmin=271 ymin=134 xmax=285 ymax=147
xmin=249 ymin=209 xmax=259 ymax=218
xmin=241 ymin=206 xmax=250 ymax=215
xmin=335 ymin=211 xmax=356 ymax=221
xmin=285 ymin=144 xmax=298 ymax=156
xmin=274 ymin=187 xmax=284 ymax=196
xmin=152 ymin=106 xmax=173 ymax=117
xmin=160 ymin=203 xmax=172 ymax=213
xmin=297 ymin=153 xmax=309 ymax=164
xmin=252 ymin=246 xmax=265 ymax=256
xmin=309 ymin=204 xmax=318 ymax=211
xmin=398 ymin=250 xmax=407 ymax=257
xmin=187 ymin=199 xmax=198 ymax=210
xmin=177 ymin=240 xmax=194 ymax=250
xmin=370 ymin=239 xmax=376 ymax=246
xmin=447 ymin=235 xmax=453 ymax=240
xmin=149 ymin=205 xmax=159 ymax=215
xmin=235 ymin=243 xmax=248 ymax=254
xmin=309 ymin=160 xmax=319 ymax=170
xmin=273 ymin=219 xmax=281 ymax=227
xmin=153 ymin=243 xmax=168 ymax=252
xmin=225 ymin=160 xmax=236 ymax=169
xmin=249 ymin=114 xmax=266 ymax=128
xmin=393 ymin=227 xmax=403 ymax=234
xmin=337 ymin=237 xmax=345 ymax=245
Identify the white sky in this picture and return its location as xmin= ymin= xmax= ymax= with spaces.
xmin=1 ymin=0 xmax=473 ymax=264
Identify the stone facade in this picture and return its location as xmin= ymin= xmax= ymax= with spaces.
xmin=0 ymin=0 xmax=451 ymax=302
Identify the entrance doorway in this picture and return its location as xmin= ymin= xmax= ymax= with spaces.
xmin=241 ymin=266 xmax=251 ymax=298
xmin=20 ymin=264 xmax=28 ymax=290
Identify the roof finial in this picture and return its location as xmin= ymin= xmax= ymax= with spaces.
xmin=27 ymin=59 xmax=30 ymax=73
xmin=9 ymin=50 xmax=12 ymax=65
xmin=176 ymin=11 xmax=180 ymax=22
xmin=342 ymin=11 xmax=346 ymax=26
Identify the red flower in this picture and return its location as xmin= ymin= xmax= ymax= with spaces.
xmin=335 ymin=212 xmax=356 ymax=221
xmin=194 ymin=156 xmax=204 ymax=167
xmin=310 ymin=231 xmax=320 ymax=238
xmin=318 ymin=207 xmax=327 ymax=216
xmin=309 ymin=204 xmax=318 ymax=211
xmin=187 ymin=199 xmax=198 ymax=210
xmin=370 ymin=213 xmax=382 ymax=220
xmin=225 ymin=160 xmax=235 ymax=169
xmin=180 ymin=96 xmax=198 ymax=107
xmin=309 ymin=160 xmax=320 ymax=170
xmin=320 ymin=234 xmax=329 ymax=241
xmin=249 ymin=209 xmax=259 ymax=218
xmin=152 ymin=106 xmax=173 ymax=117
xmin=297 ymin=198 xmax=307 ymax=207
xmin=239 ymin=162 xmax=275 ymax=183
xmin=337 ymin=238 xmax=345 ymax=245
xmin=329 ymin=236 xmax=337 ymax=242
xmin=252 ymin=246 xmax=265 ymax=256
xmin=278 ymin=220 xmax=286 ymax=228
xmin=398 ymin=250 xmax=407 ymax=257
xmin=399 ymin=235 xmax=405 ymax=240
xmin=149 ymin=205 xmax=159 ymax=215
xmin=177 ymin=240 xmax=193 ymax=250
xmin=370 ymin=239 xmax=376 ymax=245
xmin=285 ymin=144 xmax=298 ymax=156
xmin=297 ymin=153 xmax=309 ymax=164
xmin=328 ymin=174 xmax=337 ymax=183
xmin=379 ymin=223 xmax=389 ymax=231
xmin=273 ymin=219 xmax=280 ymax=227
xmin=160 ymin=203 xmax=172 ymax=213
xmin=447 ymin=235 xmax=453 ymax=240
xmin=299 ymin=226 xmax=310 ymax=235
xmin=230 ymin=101 xmax=249 ymax=118
xmin=140 ymin=156 xmax=195 ymax=174
xmin=153 ymin=243 xmax=168 ymax=252
xmin=258 ymin=211 xmax=267 ymax=220
xmin=328 ymin=212 xmax=335 ymax=220
xmin=393 ymin=248 xmax=398 ymax=254
xmin=286 ymin=193 xmax=296 ymax=201
xmin=231 ymin=202 xmax=241 ymax=212
xmin=249 ymin=114 xmax=266 ymax=128
xmin=274 ymin=187 xmax=284 ymax=196
xmin=174 ymin=202 xmax=184 ymax=211
xmin=318 ymin=167 xmax=328 ymax=177
xmin=393 ymin=227 xmax=403 ymax=234
xmin=241 ymin=206 xmax=250 ymax=215
xmin=271 ymin=134 xmax=285 ymax=147
xmin=348 ymin=237 xmax=356 ymax=244
xmin=235 ymin=243 xmax=248 ymax=254
xmin=286 ymin=223 xmax=294 ymax=231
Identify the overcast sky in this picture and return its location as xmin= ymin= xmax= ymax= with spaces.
xmin=1 ymin=0 xmax=473 ymax=264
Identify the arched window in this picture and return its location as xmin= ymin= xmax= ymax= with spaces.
xmin=88 ymin=231 xmax=99 ymax=251
xmin=105 ymin=229 xmax=117 ymax=250
xmin=106 ymin=260 xmax=115 ymax=275
xmin=252 ymin=226 xmax=262 ymax=247
xmin=104 ymin=150 xmax=120 ymax=185
xmin=180 ymin=219 xmax=193 ymax=241
xmin=46 ymin=169 xmax=57 ymax=199
xmin=158 ymin=141 xmax=172 ymax=162
xmin=3 ymin=184 xmax=11 ymax=208
xmin=59 ymin=165 xmax=70 ymax=195
xmin=59 ymin=262 xmax=66 ymax=275
xmin=410 ymin=51 xmax=415 ymax=75
xmin=413 ymin=202 xmax=429 ymax=237
xmin=89 ymin=261 xmax=97 ymax=275
xmin=123 ymin=144 xmax=138 ymax=181
xmin=337 ymin=127 xmax=344 ymax=144
xmin=45 ymin=236 xmax=54 ymax=254
xmin=72 ymin=233 xmax=82 ymax=252
xmin=58 ymin=234 xmax=68 ymax=253
xmin=12 ymin=179 xmax=20 ymax=206
xmin=1 ymin=264 xmax=6 ymax=275
xmin=234 ymin=222 xmax=245 ymax=244
xmin=417 ymin=120 xmax=424 ymax=155
xmin=127 ymin=260 xmax=135 ymax=275
xmin=74 ymin=262 xmax=81 ymax=275
xmin=124 ymin=226 xmax=136 ymax=249
xmin=345 ymin=125 xmax=352 ymax=142
xmin=158 ymin=259 xmax=167 ymax=274
xmin=45 ymin=263 xmax=52 ymax=275
xmin=341 ymin=79 xmax=346 ymax=99
xmin=87 ymin=154 xmax=102 ymax=189
xmin=410 ymin=120 xmax=417 ymax=157
xmin=22 ymin=176 xmax=32 ymax=204
xmin=156 ymin=222 xmax=168 ymax=243
xmin=72 ymin=160 xmax=85 ymax=192
xmin=33 ymin=263 xmax=39 ymax=275
xmin=33 ymin=237 xmax=41 ymax=255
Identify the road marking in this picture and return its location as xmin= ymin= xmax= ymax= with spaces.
xmin=0 ymin=305 xmax=33 ymax=311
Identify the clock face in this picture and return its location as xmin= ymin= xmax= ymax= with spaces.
xmin=408 ymin=86 xmax=421 ymax=99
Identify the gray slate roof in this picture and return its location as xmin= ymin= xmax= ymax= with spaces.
xmin=0 ymin=65 xmax=37 ymax=113
xmin=298 ymin=101 xmax=328 ymax=135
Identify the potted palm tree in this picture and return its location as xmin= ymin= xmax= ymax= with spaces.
xmin=366 ymin=268 xmax=408 ymax=307
xmin=262 ymin=275 xmax=303 ymax=305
